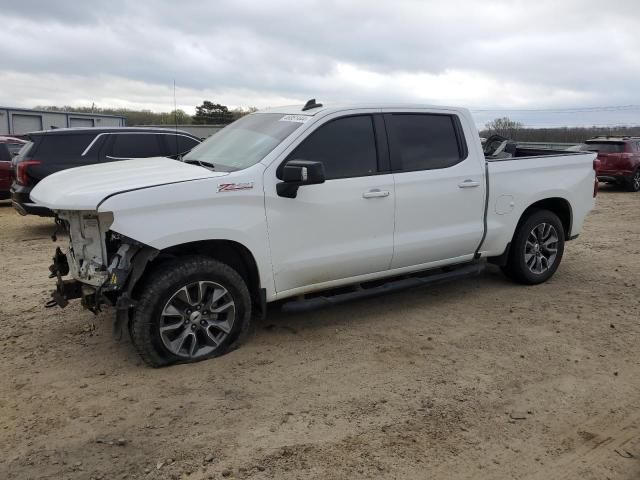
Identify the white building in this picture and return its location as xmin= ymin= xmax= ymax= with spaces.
xmin=0 ymin=107 xmax=126 ymax=136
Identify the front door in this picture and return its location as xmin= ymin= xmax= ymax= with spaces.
xmin=264 ymin=113 xmax=395 ymax=295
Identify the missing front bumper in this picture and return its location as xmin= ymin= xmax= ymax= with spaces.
xmin=45 ymin=247 xmax=98 ymax=311
xmin=45 ymin=278 xmax=83 ymax=309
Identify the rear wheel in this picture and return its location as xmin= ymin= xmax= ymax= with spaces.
xmin=501 ymin=210 xmax=565 ymax=285
xmin=625 ymin=169 xmax=640 ymax=192
xmin=130 ymin=257 xmax=251 ymax=367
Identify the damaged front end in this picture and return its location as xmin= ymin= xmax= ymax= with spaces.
xmin=47 ymin=210 xmax=158 ymax=336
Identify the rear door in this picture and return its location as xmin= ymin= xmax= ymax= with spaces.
xmin=384 ymin=111 xmax=485 ymax=269
xmin=264 ymin=112 xmax=395 ymax=295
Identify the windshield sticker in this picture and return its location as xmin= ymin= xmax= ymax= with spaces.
xmin=218 ymin=182 xmax=254 ymax=193
xmin=280 ymin=114 xmax=311 ymax=123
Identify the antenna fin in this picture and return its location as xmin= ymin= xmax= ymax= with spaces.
xmin=302 ymin=99 xmax=323 ymax=111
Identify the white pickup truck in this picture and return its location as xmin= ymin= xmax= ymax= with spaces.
xmin=32 ymin=101 xmax=598 ymax=367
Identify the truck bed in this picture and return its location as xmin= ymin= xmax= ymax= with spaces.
xmin=480 ymin=150 xmax=597 ymax=259
xmin=486 ymin=147 xmax=590 ymax=160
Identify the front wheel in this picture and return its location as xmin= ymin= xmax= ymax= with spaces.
xmin=501 ymin=210 xmax=565 ymax=285
xmin=130 ymin=257 xmax=252 ymax=367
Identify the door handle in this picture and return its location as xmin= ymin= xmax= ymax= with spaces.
xmin=362 ymin=189 xmax=390 ymax=199
xmin=458 ymin=180 xmax=480 ymax=188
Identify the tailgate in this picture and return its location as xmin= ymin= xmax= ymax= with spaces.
xmin=585 ymin=142 xmax=626 ymax=172
xmin=597 ymin=152 xmax=628 ymax=171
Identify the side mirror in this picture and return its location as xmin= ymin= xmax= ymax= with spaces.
xmin=277 ymin=160 xmax=325 ymax=198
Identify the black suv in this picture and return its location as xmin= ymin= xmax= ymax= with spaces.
xmin=11 ymin=127 xmax=201 ymax=216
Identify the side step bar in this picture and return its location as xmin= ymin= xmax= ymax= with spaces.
xmin=281 ymin=262 xmax=485 ymax=313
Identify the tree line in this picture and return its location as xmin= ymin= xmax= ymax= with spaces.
xmin=35 ymin=101 xmax=258 ymax=126
xmin=33 ymin=106 xmax=639 ymax=142
xmin=481 ymin=117 xmax=640 ymax=143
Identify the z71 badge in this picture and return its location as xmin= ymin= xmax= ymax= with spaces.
xmin=217 ymin=182 xmax=254 ymax=192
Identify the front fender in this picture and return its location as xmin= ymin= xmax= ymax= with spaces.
xmin=98 ymin=168 xmax=275 ymax=298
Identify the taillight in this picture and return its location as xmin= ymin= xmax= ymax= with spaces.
xmin=593 ymin=159 xmax=600 ymax=198
xmin=16 ymin=160 xmax=41 ymax=186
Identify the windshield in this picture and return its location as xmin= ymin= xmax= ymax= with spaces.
xmin=585 ymin=142 xmax=625 ymax=153
xmin=183 ymin=113 xmax=305 ymax=171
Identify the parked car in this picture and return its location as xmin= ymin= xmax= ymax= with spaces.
xmin=11 ymin=127 xmax=201 ymax=216
xmin=0 ymin=135 xmax=28 ymax=156
xmin=585 ymin=136 xmax=640 ymax=191
xmin=32 ymin=101 xmax=597 ymax=367
xmin=0 ymin=137 xmax=26 ymax=200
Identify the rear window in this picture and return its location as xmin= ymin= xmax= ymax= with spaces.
xmin=7 ymin=142 xmax=25 ymax=156
xmin=585 ymin=142 xmax=625 ymax=153
xmin=35 ymin=134 xmax=96 ymax=163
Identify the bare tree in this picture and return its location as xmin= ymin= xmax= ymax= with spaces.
xmin=485 ymin=117 xmax=524 ymax=139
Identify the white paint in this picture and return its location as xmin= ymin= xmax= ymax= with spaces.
xmin=31 ymin=105 xmax=597 ymax=303
xmin=495 ymin=195 xmax=515 ymax=215
xmin=31 ymin=157 xmax=225 ymax=210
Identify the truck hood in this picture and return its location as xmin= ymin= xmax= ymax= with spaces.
xmin=31 ymin=157 xmax=227 ymax=211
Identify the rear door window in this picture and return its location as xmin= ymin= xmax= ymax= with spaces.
xmin=386 ymin=114 xmax=465 ymax=171
xmin=284 ymin=115 xmax=378 ymax=180
xmin=108 ymin=134 xmax=165 ymax=159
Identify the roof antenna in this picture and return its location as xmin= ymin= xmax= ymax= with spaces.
xmin=302 ymin=98 xmax=323 ymax=111
xmin=173 ymin=80 xmax=180 ymax=160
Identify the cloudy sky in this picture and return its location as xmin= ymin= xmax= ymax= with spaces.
xmin=1 ymin=0 xmax=639 ymax=127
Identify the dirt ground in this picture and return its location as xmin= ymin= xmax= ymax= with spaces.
xmin=0 ymin=187 xmax=639 ymax=480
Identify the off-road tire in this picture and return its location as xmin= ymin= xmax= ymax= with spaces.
xmin=624 ymin=169 xmax=640 ymax=192
xmin=501 ymin=209 xmax=565 ymax=285
xmin=130 ymin=256 xmax=251 ymax=367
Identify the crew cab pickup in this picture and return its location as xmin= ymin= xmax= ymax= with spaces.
xmin=31 ymin=101 xmax=598 ymax=367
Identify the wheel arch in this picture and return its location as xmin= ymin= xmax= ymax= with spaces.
xmin=488 ymin=197 xmax=572 ymax=267
xmin=134 ymin=239 xmax=263 ymax=311
xmin=518 ymin=197 xmax=572 ymax=240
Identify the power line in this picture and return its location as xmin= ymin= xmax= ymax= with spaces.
xmin=524 ymin=125 xmax=640 ymax=128
xmin=471 ymin=105 xmax=640 ymax=113
xmin=477 ymin=123 xmax=640 ymax=129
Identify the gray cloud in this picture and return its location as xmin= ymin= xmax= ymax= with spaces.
xmin=0 ymin=0 xmax=638 ymax=126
